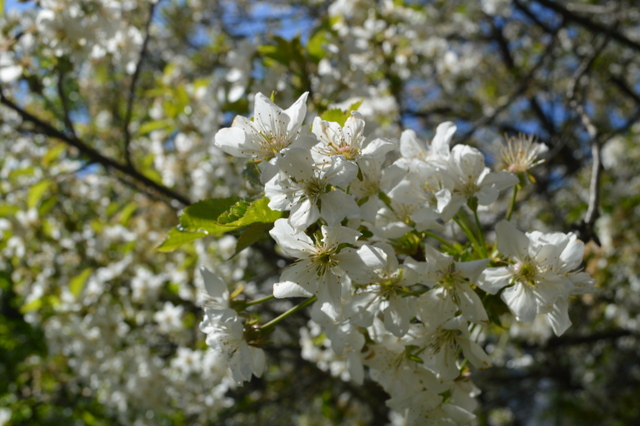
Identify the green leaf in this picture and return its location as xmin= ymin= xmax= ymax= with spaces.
xmin=8 ymin=166 xmax=35 ymax=180
xmin=38 ymin=195 xmax=57 ymax=216
xmin=232 ymin=222 xmax=274 ymax=258
xmin=347 ymin=100 xmax=363 ymax=113
xmin=138 ymin=119 xmax=171 ymax=135
xmin=232 ymin=197 xmax=283 ymax=226
xmin=20 ymin=297 xmax=43 ymax=314
xmin=320 ymin=108 xmax=348 ymax=126
xmin=307 ymin=29 xmax=329 ymax=63
xmin=159 ymin=197 xmax=282 ymax=252
xmin=217 ymin=200 xmax=250 ymax=224
xmin=28 ymin=180 xmax=52 ymax=209
xmin=180 ymin=197 xmax=241 ymax=232
xmin=69 ymin=268 xmax=93 ymax=298
xmin=0 ymin=204 xmax=19 ymax=217
xmin=118 ymin=202 xmax=138 ymax=225
xmin=157 ymin=228 xmax=208 ymax=252
xmin=42 ymin=144 xmax=66 ymax=166
xmin=318 ymin=102 xmax=362 ymax=126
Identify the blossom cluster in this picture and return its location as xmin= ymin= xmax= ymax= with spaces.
xmin=201 ymin=93 xmax=597 ymax=424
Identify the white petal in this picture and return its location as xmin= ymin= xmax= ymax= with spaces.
xmin=477 ymin=267 xmax=512 ymax=294
xmin=496 ymin=220 xmax=530 ymax=261
xmin=480 ymin=171 xmax=518 ymax=192
xmin=361 ymin=137 xmax=397 ymax=159
xmin=253 ymin=93 xmax=289 ymax=135
xmin=547 ymin=297 xmax=571 ymax=336
xmin=200 ymin=267 xmax=228 ymax=301
xmin=347 ymin=351 xmax=365 ymax=385
xmin=0 ymin=64 xmax=22 ymax=83
xmin=431 ymin=121 xmax=456 ymax=159
xmin=324 ymin=155 xmax=359 ymax=187
xmin=460 ymin=338 xmax=492 ymax=370
xmin=273 ymin=280 xmax=313 ymax=298
xmin=456 ymin=258 xmax=489 ymax=283
xmin=501 ymin=284 xmax=537 ymax=322
xmin=269 ymin=219 xmax=313 ymax=258
xmin=559 ymin=236 xmax=584 ymax=271
xmin=289 ymin=198 xmax=319 ymax=231
xmin=457 ymin=285 xmax=489 ymax=323
xmin=384 ymin=296 xmax=413 ymax=337
xmin=418 ymin=288 xmax=457 ymax=330
xmin=442 ymin=403 xmax=476 ymax=425
xmin=319 ymin=190 xmax=359 ymax=226
xmin=400 ymin=129 xmax=424 ymax=159
xmin=250 ymin=346 xmax=266 ymax=377
xmin=214 ymin=127 xmax=254 ymax=157
xmin=284 ymin=92 xmax=309 ymax=133
xmin=355 ymin=244 xmax=388 ymax=269
xmin=281 ymin=260 xmax=320 ymax=291
xmin=318 ymin=273 xmax=343 ymax=320
xmin=279 ymin=148 xmax=315 ymax=181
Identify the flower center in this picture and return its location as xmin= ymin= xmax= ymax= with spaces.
xmin=304 ymin=177 xmax=330 ymax=203
xmin=514 ymin=261 xmax=538 ymax=287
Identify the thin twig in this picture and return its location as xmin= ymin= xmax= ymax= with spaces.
xmin=457 ymin=21 xmax=562 ymax=142
xmin=123 ymin=1 xmax=157 ymax=168
xmin=57 ymin=68 xmax=77 ymax=139
xmin=535 ymin=0 xmax=640 ymax=53
xmin=566 ymin=37 xmax=610 ymax=244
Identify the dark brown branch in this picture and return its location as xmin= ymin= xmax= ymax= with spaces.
xmin=610 ymin=74 xmax=640 ymax=105
xmin=123 ymin=1 xmax=157 ymax=168
xmin=534 ymin=0 xmax=640 ymax=52
xmin=0 ymin=89 xmax=191 ymax=207
xmin=512 ymin=0 xmax=557 ymax=34
xmin=525 ymin=328 xmax=635 ymax=350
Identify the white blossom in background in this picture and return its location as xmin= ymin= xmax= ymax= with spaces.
xmin=154 ymin=301 xmax=184 ymax=334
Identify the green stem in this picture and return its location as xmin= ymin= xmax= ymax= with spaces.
xmin=245 ymin=294 xmax=275 ymax=307
xmin=506 ymin=185 xmax=519 ymax=221
xmin=454 ymin=213 xmax=483 ymax=258
xmin=473 ymin=209 xmax=488 ymax=257
xmin=260 ymin=296 xmax=317 ymax=330
xmin=424 ymin=231 xmax=455 ymax=250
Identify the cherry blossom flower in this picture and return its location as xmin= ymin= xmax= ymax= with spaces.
xmin=419 ymin=245 xmax=489 ymax=324
xmin=199 ymin=312 xmax=266 ymax=385
xmin=269 ymin=219 xmax=385 ymax=320
xmin=214 ymin=92 xmax=313 ymax=182
xmin=311 ymin=111 xmax=396 ymax=163
xmin=265 ymin=148 xmax=360 ymax=231
xmin=477 ymin=220 xmax=595 ymax=335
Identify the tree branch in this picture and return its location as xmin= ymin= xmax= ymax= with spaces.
xmin=0 ymin=88 xmax=191 ymax=207
xmin=566 ymin=37 xmax=610 ymax=244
